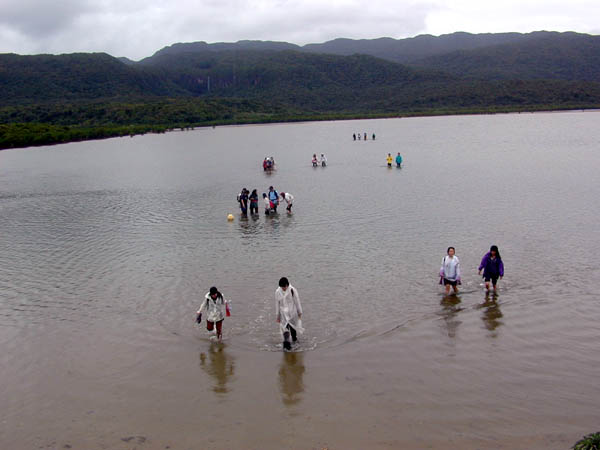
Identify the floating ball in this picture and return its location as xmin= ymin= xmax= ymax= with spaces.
xmin=227 ymin=214 xmax=234 ymax=221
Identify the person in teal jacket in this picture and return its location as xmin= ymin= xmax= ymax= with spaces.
xmin=395 ymin=152 xmax=403 ymax=167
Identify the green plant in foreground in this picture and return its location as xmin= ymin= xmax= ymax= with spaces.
xmin=574 ymin=432 xmax=600 ymax=450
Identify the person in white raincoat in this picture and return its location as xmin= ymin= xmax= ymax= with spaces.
xmin=280 ymin=192 xmax=294 ymax=213
xmin=275 ymin=277 xmax=303 ymax=351
xmin=439 ymin=247 xmax=461 ymax=294
xmin=196 ymin=286 xmax=230 ymax=341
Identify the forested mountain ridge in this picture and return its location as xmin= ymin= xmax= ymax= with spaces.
xmin=0 ymin=52 xmax=184 ymax=104
xmin=150 ymin=31 xmax=600 ymax=81
xmin=2 ymin=31 xmax=600 ymax=150
xmin=413 ymin=32 xmax=600 ymax=81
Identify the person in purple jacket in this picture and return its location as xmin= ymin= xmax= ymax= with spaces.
xmin=478 ymin=245 xmax=504 ymax=291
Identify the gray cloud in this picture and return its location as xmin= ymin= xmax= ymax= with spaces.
xmin=0 ymin=0 xmax=598 ymax=59
xmin=0 ymin=0 xmax=96 ymax=39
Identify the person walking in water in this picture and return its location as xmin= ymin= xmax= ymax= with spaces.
xmin=196 ymin=286 xmax=230 ymax=341
xmin=249 ymin=189 xmax=259 ymax=215
xmin=262 ymin=193 xmax=271 ymax=215
xmin=268 ymin=186 xmax=279 ymax=213
xmin=386 ymin=153 xmax=393 ymax=167
xmin=238 ymin=188 xmax=248 ymax=215
xmin=280 ymin=191 xmax=294 ymax=213
xmin=275 ymin=277 xmax=303 ymax=351
xmin=312 ymin=154 xmax=318 ymax=167
xmin=440 ymin=247 xmax=461 ymax=294
xmin=353 ymin=133 xmax=356 ymax=141
xmin=372 ymin=133 xmax=376 ymax=140
xmin=395 ymin=152 xmax=402 ymax=168
xmin=478 ymin=245 xmax=504 ymax=292
xmin=320 ymin=154 xmax=327 ymax=167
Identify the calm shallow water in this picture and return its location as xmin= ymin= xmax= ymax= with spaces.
xmin=1 ymin=111 xmax=600 ymax=449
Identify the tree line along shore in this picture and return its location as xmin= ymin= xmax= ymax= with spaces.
xmin=2 ymin=102 xmax=599 ymax=151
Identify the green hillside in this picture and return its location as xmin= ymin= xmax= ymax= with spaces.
xmin=414 ymin=32 xmax=600 ymax=81
xmin=2 ymin=32 xmax=600 ymax=150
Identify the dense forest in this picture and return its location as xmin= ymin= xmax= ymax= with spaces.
xmin=1 ymin=31 xmax=599 ymax=150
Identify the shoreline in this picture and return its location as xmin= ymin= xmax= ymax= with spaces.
xmin=1 ymin=103 xmax=599 ymax=151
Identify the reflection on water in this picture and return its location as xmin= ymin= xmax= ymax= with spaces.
xmin=278 ymin=351 xmax=305 ymax=406
xmin=238 ymin=214 xmax=261 ymax=238
xmin=478 ymin=293 xmax=503 ymax=336
xmin=438 ymin=295 xmax=463 ymax=339
xmin=199 ymin=343 xmax=235 ymax=394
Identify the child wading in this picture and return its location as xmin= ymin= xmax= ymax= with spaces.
xmin=262 ymin=193 xmax=271 ymax=215
xmin=196 ymin=287 xmax=230 ymax=341
xmin=478 ymin=245 xmax=504 ymax=291
xmin=275 ymin=277 xmax=303 ymax=351
xmin=439 ymin=246 xmax=461 ymax=294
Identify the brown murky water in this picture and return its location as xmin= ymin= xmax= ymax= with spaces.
xmin=1 ymin=112 xmax=599 ymax=449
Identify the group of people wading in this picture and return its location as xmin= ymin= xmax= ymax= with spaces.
xmin=312 ymin=153 xmax=327 ymax=167
xmin=353 ymin=132 xmax=375 ymax=141
xmin=439 ymin=245 xmax=505 ymax=295
xmin=237 ymin=185 xmax=293 ymax=216
xmin=196 ymin=246 xmax=504 ymax=348
xmin=262 ymin=156 xmax=276 ymax=171
xmin=196 ymin=277 xmax=302 ymax=350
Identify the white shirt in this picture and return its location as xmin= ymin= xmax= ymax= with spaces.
xmin=440 ymin=255 xmax=461 ymax=281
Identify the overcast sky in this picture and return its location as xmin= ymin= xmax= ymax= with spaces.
xmin=1 ymin=0 xmax=599 ymax=60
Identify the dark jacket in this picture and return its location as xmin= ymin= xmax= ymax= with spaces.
xmin=478 ymin=252 xmax=504 ymax=277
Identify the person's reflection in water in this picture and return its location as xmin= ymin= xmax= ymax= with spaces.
xmin=199 ymin=342 xmax=235 ymax=394
xmin=478 ymin=291 xmax=503 ymax=336
xmin=439 ymin=294 xmax=463 ymax=339
xmin=278 ymin=351 xmax=305 ymax=406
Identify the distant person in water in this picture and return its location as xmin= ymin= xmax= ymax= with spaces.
xmin=478 ymin=245 xmax=504 ymax=292
xmin=372 ymin=133 xmax=376 ymax=140
xmin=312 ymin=154 xmax=318 ymax=167
xmin=358 ymin=133 xmax=361 ymax=140
xmin=196 ymin=286 xmax=230 ymax=341
xmin=275 ymin=277 xmax=303 ymax=351
xmin=268 ymin=186 xmax=279 ymax=212
xmin=440 ymin=247 xmax=461 ymax=294
xmin=262 ymin=193 xmax=271 ymax=215
xmin=395 ymin=152 xmax=402 ymax=168
xmin=263 ymin=157 xmax=268 ymax=171
xmin=364 ymin=132 xmax=367 ymax=140
xmin=353 ymin=133 xmax=356 ymax=141
xmin=386 ymin=153 xmax=393 ymax=167
xmin=320 ymin=154 xmax=327 ymax=167
xmin=249 ymin=189 xmax=259 ymax=215
xmin=280 ymin=191 xmax=294 ymax=213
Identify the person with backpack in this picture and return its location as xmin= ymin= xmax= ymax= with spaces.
xmin=268 ymin=186 xmax=279 ymax=213
xmin=238 ymin=188 xmax=249 ymax=215
xmin=439 ymin=246 xmax=461 ymax=294
xmin=275 ymin=277 xmax=303 ymax=351
xmin=196 ymin=286 xmax=230 ymax=341
xmin=478 ymin=245 xmax=504 ymax=292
